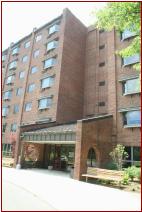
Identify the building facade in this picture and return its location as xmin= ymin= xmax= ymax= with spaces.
xmin=2 ymin=9 xmax=140 ymax=180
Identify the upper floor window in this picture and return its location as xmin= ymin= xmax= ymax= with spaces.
xmin=3 ymin=91 xmax=12 ymax=100
xmin=41 ymin=76 xmax=55 ymax=89
xmin=122 ymin=54 xmax=140 ymax=66
xmin=99 ymin=81 xmax=105 ymax=86
xmin=2 ymin=106 xmax=9 ymax=117
xmin=48 ymin=24 xmax=59 ymax=35
xmin=123 ymin=110 xmax=141 ymax=127
xmin=6 ymin=75 xmax=14 ymax=85
xmin=13 ymin=104 xmax=19 ymax=114
xmin=25 ymin=102 xmax=32 ymax=111
xmin=38 ymin=97 xmax=52 ymax=110
xmin=24 ymin=41 xmax=30 ymax=48
xmin=44 ymin=58 xmax=56 ymax=69
xmin=11 ymin=123 xmax=17 ymax=132
xmin=47 ymin=40 xmax=58 ymax=51
xmin=12 ymin=47 xmax=19 ymax=55
xmin=16 ymin=87 xmax=23 ymax=96
xmin=9 ymin=60 xmax=17 ymax=70
xmin=27 ymin=83 xmax=35 ymax=92
xmin=98 ymin=102 xmax=105 ymax=106
xmin=121 ymin=29 xmax=136 ymax=41
xmin=31 ymin=66 xmax=38 ymax=74
xmin=19 ymin=71 xmax=25 ymax=79
xmin=2 ymin=55 xmax=6 ymax=61
xmin=99 ymin=62 xmax=105 ymax=67
xmin=22 ymin=55 xmax=28 ymax=63
xmin=122 ymin=78 xmax=140 ymax=95
xmin=33 ymin=49 xmax=40 ymax=58
xmin=35 ymin=34 xmax=42 ymax=42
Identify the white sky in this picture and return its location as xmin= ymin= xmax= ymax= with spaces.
xmin=2 ymin=2 xmax=106 ymax=50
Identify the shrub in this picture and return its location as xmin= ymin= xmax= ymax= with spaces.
xmin=135 ymin=168 xmax=141 ymax=181
xmin=122 ymin=173 xmax=130 ymax=185
xmin=125 ymin=166 xmax=139 ymax=181
xmin=105 ymin=162 xmax=117 ymax=170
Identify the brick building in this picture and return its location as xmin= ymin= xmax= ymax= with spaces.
xmin=2 ymin=9 xmax=140 ymax=180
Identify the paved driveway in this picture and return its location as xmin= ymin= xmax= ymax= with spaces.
xmin=2 ymin=167 xmax=141 ymax=211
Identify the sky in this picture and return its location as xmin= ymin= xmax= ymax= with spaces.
xmin=2 ymin=2 xmax=106 ymax=50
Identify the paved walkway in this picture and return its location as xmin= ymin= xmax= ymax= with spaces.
xmin=2 ymin=167 xmax=141 ymax=211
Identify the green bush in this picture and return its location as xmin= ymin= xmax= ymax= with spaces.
xmin=125 ymin=166 xmax=139 ymax=181
xmin=135 ymin=168 xmax=141 ymax=181
xmin=105 ymin=162 xmax=117 ymax=170
xmin=122 ymin=173 xmax=130 ymax=185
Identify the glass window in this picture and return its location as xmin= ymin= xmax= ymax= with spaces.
xmin=38 ymin=97 xmax=52 ymax=109
xmin=99 ymin=81 xmax=105 ymax=86
xmin=2 ymin=107 xmax=9 ymax=117
xmin=22 ymin=55 xmax=28 ymax=63
xmin=11 ymin=123 xmax=17 ymax=132
xmin=123 ymin=54 xmax=140 ymax=66
xmin=33 ymin=49 xmax=40 ymax=58
xmin=123 ymin=110 xmax=141 ymax=126
xmin=121 ymin=29 xmax=136 ymax=40
xmin=47 ymin=40 xmax=58 ymax=51
xmin=124 ymin=146 xmax=140 ymax=167
xmin=35 ymin=34 xmax=42 ymax=42
xmin=98 ymin=102 xmax=105 ymax=106
xmin=41 ymin=77 xmax=54 ymax=89
xmin=2 ymin=55 xmax=6 ymax=61
xmin=9 ymin=61 xmax=17 ymax=70
xmin=48 ymin=24 xmax=59 ymax=35
xmin=6 ymin=75 xmax=14 ymax=84
xmin=12 ymin=47 xmax=19 ymax=55
xmin=25 ymin=102 xmax=32 ymax=111
xmin=13 ymin=104 xmax=19 ymax=114
xmin=31 ymin=66 xmax=38 ymax=74
xmin=2 ymin=123 xmax=7 ymax=132
xmin=3 ymin=91 xmax=12 ymax=100
xmin=44 ymin=58 xmax=56 ymax=69
xmin=24 ymin=41 xmax=30 ymax=48
xmin=19 ymin=71 xmax=25 ymax=79
xmin=28 ymin=83 xmax=35 ymax=92
xmin=87 ymin=148 xmax=96 ymax=167
xmin=123 ymin=78 xmax=140 ymax=94
xmin=16 ymin=88 xmax=23 ymax=96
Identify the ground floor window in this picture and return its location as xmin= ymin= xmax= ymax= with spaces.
xmin=2 ymin=143 xmax=12 ymax=157
xmin=87 ymin=148 xmax=96 ymax=167
xmin=123 ymin=146 xmax=140 ymax=167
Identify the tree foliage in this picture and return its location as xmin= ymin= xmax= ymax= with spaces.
xmin=93 ymin=2 xmax=141 ymax=70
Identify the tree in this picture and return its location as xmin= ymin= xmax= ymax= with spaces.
xmin=92 ymin=2 xmax=141 ymax=71
xmin=109 ymin=144 xmax=128 ymax=171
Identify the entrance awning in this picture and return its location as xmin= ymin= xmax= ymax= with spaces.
xmin=21 ymin=123 xmax=76 ymax=144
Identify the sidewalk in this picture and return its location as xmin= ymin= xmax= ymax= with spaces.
xmin=2 ymin=167 xmax=141 ymax=211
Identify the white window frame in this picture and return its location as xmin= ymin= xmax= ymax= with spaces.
xmin=123 ymin=54 xmax=140 ymax=66
xmin=6 ymin=75 xmax=14 ymax=84
xmin=121 ymin=29 xmax=136 ymax=41
xmin=31 ymin=66 xmax=38 ymax=74
xmin=44 ymin=58 xmax=56 ymax=69
xmin=41 ymin=76 xmax=54 ymax=89
xmin=2 ymin=106 xmax=9 ymax=117
xmin=123 ymin=78 xmax=140 ymax=95
xmin=24 ymin=41 xmax=30 ymax=48
xmin=3 ymin=91 xmax=12 ymax=100
xmin=19 ymin=71 xmax=25 ymax=79
xmin=33 ymin=49 xmax=40 ymax=58
xmin=38 ymin=97 xmax=52 ymax=110
xmin=48 ymin=24 xmax=59 ymax=35
xmin=28 ymin=83 xmax=35 ymax=92
xmin=47 ymin=40 xmax=58 ymax=51
xmin=22 ymin=55 xmax=28 ymax=63
xmin=9 ymin=61 xmax=17 ymax=70
xmin=25 ymin=102 xmax=32 ymax=111
xmin=35 ymin=34 xmax=42 ymax=42
xmin=12 ymin=47 xmax=19 ymax=55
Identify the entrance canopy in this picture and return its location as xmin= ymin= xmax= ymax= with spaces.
xmin=21 ymin=123 xmax=76 ymax=145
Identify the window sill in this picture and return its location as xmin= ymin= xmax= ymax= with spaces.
xmin=124 ymin=124 xmax=141 ymax=128
xmin=123 ymin=91 xmax=141 ymax=96
xmin=38 ymin=107 xmax=50 ymax=111
xmin=41 ymin=86 xmax=51 ymax=91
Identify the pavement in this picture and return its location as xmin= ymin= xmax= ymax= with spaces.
xmin=2 ymin=167 xmax=141 ymax=211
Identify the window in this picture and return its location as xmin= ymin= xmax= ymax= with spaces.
xmin=99 ymin=81 xmax=105 ymax=86
xmin=2 ymin=123 xmax=7 ymax=132
xmin=122 ymin=78 xmax=140 ymax=95
xmin=6 ymin=75 xmax=14 ymax=84
xmin=122 ymin=54 xmax=140 ymax=66
xmin=12 ymin=47 xmax=19 ymax=55
xmin=121 ymin=29 xmax=136 ymax=40
xmin=47 ymin=40 xmax=58 ymax=51
xmin=87 ymin=148 xmax=96 ymax=167
xmin=27 ymin=83 xmax=35 ymax=92
xmin=16 ymin=88 xmax=23 ymax=96
xmin=3 ymin=91 xmax=12 ymax=100
xmin=25 ymin=102 xmax=32 ymax=111
xmin=24 ymin=41 xmax=30 ymax=48
xmin=2 ymin=55 xmax=6 ymax=61
xmin=11 ymin=123 xmax=17 ymax=132
xmin=9 ymin=61 xmax=17 ymax=70
xmin=13 ymin=104 xmax=19 ymax=114
xmin=123 ymin=110 xmax=141 ymax=126
xmin=98 ymin=102 xmax=105 ymax=106
xmin=2 ymin=106 xmax=9 ymax=117
xmin=31 ymin=66 xmax=38 ymax=74
xmin=33 ymin=49 xmax=40 ymax=58
xmin=124 ymin=146 xmax=140 ymax=167
xmin=99 ymin=45 xmax=105 ymax=50
xmin=35 ymin=34 xmax=42 ymax=42
xmin=99 ymin=62 xmax=105 ymax=67
xmin=38 ymin=97 xmax=52 ymax=109
xmin=41 ymin=76 xmax=54 ymax=89
xmin=2 ymin=144 xmax=12 ymax=157
xmin=19 ymin=71 xmax=25 ymax=79
xmin=48 ymin=24 xmax=59 ymax=35
xmin=22 ymin=55 xmax=28 ymax=63
xmin=44 ymin=58 xmax=56 ymax=69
